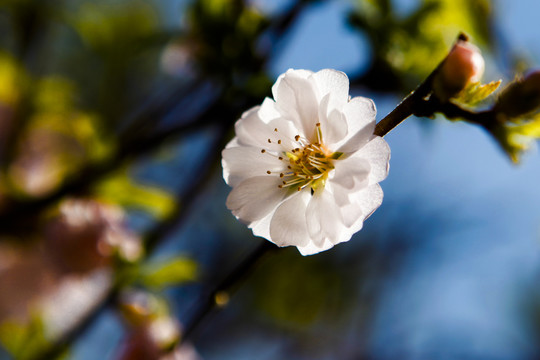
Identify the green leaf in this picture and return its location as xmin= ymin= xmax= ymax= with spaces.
xmin=72 ymin=1 xmax=159 ymax=55
xmin=504 ymin=114 xmax=540 ymax=162
xmin=0 ymin=314 xmax=53 ymax=360
xmin=493 ymin=130 xmax=523 ymax=164
xmin=453 ymin=80 xmax=501 ymax=106
xmin=95 ymin=171 xmax=175 ymax=220
xmin=511 ymin=113 xmax=540 ymax=137
xmin=140 ymin=256 xmax=198 ymax=290
xmin=490 ymin=113 xmax=540 ymax=163
xmin=0 ymin=51 xmax=27 ymax=105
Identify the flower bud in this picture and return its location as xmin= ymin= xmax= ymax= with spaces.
xmin=433 ymin=39 xmax=485 ymax=101
xmin=495 ymin=70 xmax=540 ymax=118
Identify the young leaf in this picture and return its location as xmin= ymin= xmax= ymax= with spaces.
xmin=0 ymin=314 xmax=55 ymax=360
xmin=140 ymin=257 xmax=198 ymax=290
xmin=453 ymin=80 xmax=501 ymax=106
xmin=95 ymin=171 xmax=175 ymax=220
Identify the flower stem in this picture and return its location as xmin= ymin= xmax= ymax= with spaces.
xmin=374 ymin=73 xmax=434 ymax=137
xmin=374 ymin=93 xmax=419 ymax=137
xmin=373 ymin=33 xmax=487 ymax=138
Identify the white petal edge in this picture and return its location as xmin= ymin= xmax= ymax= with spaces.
xmin=269 ymin=191 xmax=310 ymax=248
xmin=250 ymin=209 xmax=274 ymax=241
xmin=312 ymin=69 xmax=349 ymax=110
xmin=258 ymin=97 xmax=281 ymax=123
xmin=226 ymin=176 xmax=285 ymax=223
xmin=345 ymin=183 xmax=384 ymax=235
xmin=272 ymin=70 xmax=320 ymax=138
xmin=337 ymin=97 xmax=377 ymax=153
xmin=297 ymin=240 xmax=335 ymax=256
xmin=305 ymin=189 xmax=344 ymax=248
xmin=353 ymin=136 xmax=391 ymax=184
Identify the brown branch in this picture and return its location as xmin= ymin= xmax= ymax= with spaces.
xmin=144 ymin=122 xmax=230 ymax=254
xmin=30 ymin=122 xmax=231 ymax=360
xmin=433 ymin=101 xmax=495 ymax=127
xmin=374 ymin=67 xmax=436 ymax=137
xmin=31 ymin=287 xmax=121 ymax=360
xmin=374 ymin=33 xmax=495 ymax=138
xmin=180 ymin=241 xmax=276 ymax=343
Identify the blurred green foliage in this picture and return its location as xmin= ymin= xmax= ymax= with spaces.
xmin=95 ymin=171 xmax=175 ymax=221
xmin=490 ymin=110 xmax=540 ymax=163
xmin=349 ymin=0 xmax=492 ymax=92
xmin=0 ymin=52 xmax=25 ymax=105
xmin=251 ymin=251 xmax=349 ymax=327
xmin=185 ymin=0 xmax=269 ymax=84
xmin=72 ymin=1 xmax=160 ymax=58
xmin=0 ymin=315 xmax=52 ymax=360
xmin=139 ymin=256 xmax=198 ymax=291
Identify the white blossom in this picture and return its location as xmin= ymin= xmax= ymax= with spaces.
xmin=222 ymin=69 xmax=390 ymax=255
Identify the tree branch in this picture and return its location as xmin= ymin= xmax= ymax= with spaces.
xmin=374 ymin=68 xmax=436 ymax=137
xmin=0 ymin=97 xmax=226 ymax=233
xmin=180 ymin=241 xmax=276 ymax=343
xmin=30 ymin=123 xmax=232 ymax=360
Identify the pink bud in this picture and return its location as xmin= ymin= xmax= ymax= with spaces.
xmin=434 ymin=39 xmax=485 ymax=100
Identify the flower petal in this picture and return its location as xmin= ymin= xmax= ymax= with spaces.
xmin=258 ymin=97 xmax=281 ymax=123
xmin=345 ymin=183 xmax=384 ymax=234
xmin=312 ymin=69 xmax=349 ymax=109
xmin=222 ymin=147 xmax=284 ymax=187
xmin=340 ymin=201 xmax=363 ymax=228
xmin=305 ymin=189 xmax=344 ymax=248
xmin=266 ymin=117 xmax=301 ymax=151
xmin=234 ymin=106 xmax=263 ymax=148
xmin=269 ymin=191 xmax=310 ymax=247
xmin=272 ymin=69 xmax=319 ymax=139
xmin=330 ymin=156 xmax=370 ymax=191
xmin=354 ymin=136 xmax=391 ymax=184
xmin=297 ymin=239 xmax=335 ymax=256
xmin=318 ymin=94 xmax=348 ymax=147
xmin=326 ymin=180 xmax=350 ymax=207
xmin=337 ymin=97 xmax=377 ymax=153
xmin=234 ymin=106 xmax=290 ymax=152
xmin=250 ymin=210 xmax=273 ymax=240
xmin=226 ymin=176 xmax=285 ymax=223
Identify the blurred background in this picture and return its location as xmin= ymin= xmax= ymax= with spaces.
xmin=0 ymin=0 xmax=539 ymax=359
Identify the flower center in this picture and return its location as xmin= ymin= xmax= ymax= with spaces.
xmin=265 ymin=123 xmax=342 ymax=193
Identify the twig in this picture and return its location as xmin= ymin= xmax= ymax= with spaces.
xmin=373 ymin=69 xmax=435 ymax=138
xmin=30 ymin=123 xmax=232 ymax=360
xmin=373 ymin=33 xmax=495 ymax=138
xmin=32 ymin=287 xmax=120 ymax=360
xmin=144 ymin=122 xmax=230 ymax=254
xmin=0 ymin=97 xmax=225 ymax=233
xmin=180 ymin=241 xmax=276 ymax=342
